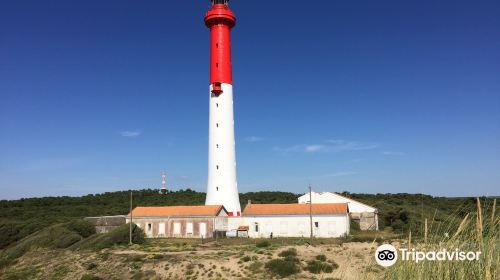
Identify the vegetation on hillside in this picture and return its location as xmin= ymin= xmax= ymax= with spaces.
xmin=0 ymin=220 xmax=144 ymax=268
xmin=0 ymin=189 xmax=490 ymax=251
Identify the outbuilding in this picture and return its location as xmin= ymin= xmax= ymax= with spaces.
xmin=229 ymin=203 xmax=350 ymax=238
xmin=298 ymin=192 xmax=379 ymax=230
xmin=126 ymin=205 xmax=228 ymax=238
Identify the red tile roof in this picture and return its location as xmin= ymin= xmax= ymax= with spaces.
xmin=243 ymin=203 xmax=348 ymax=216
xmin=128 ymin=205 xmax=226 ymax=217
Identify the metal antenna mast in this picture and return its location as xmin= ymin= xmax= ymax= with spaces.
xmin=161 ymin=171 xmax=167 ymax=195
xmin=309 ymin=184 xmax=313 ymax=243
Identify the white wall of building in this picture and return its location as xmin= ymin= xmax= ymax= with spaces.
xmin=298 ymin=192 xmax=377 ymax=213
xmin=228 ymin=215 xmax=349 ymax=238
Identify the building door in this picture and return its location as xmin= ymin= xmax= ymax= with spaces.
xmin=159 ymin=223 xmax=166 ymax=237
xmin=146 ymin=223 xmax=153 ymax=237
xmin=199 ymin=222 xmax=207 ymax=238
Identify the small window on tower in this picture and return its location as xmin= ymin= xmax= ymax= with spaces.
xmin=216 ymin=103 xmax=218 ymax=107
xmin=216 ymin=144 xmax=219 ymax=148
xmin=216 ymin=63 xmax=219 ymax=68
xmin=216 ymin=123 xmax=219 ymax=127
xmin=216 ymin=43 xmax=219 ymax=48
xmin=216 ymin=165 xmax=219 ymax=169
xmin=216 ymin=186 xmax=219 ymax=191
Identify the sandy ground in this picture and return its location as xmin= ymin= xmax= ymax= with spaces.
xmin=1 ymin=240 xmax=387 ymax=279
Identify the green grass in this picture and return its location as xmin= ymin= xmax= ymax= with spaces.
xmin=385 ymin=198 xmax=498 ymax=280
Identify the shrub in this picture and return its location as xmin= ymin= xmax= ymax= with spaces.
xmin=241 ymin=256 xmax=251 ymax=262
xmin=255 ymin=240 xmax=270 ymax=248
xmin=75 ymin=224 xmax=145 ymax=250
xmin=66 ymin=220 xmax=96 ymax=238
xmin=350 ymin=219 xmax=361 ymax=233
xmin=329 ymin=260 xmax=339 ymax=269
xmin=278 ymin=248 xmax=297 ymax=258
xmin=0 ymin=223 xmax=86 ymax=268
xmin=153 ymin=254 xmax=164 ymax=260
xmin=306 ymin=260 xmax=335 ymax=274
xmin=85 ymin=262 xmax=98 ymax=270
xmin=265 ymin=259 xmax=300 ymax=278
xmin=248 ymin=261 xmax=263 ymax=274
xmin=315 ymin=254 xmax=327 ymax=262
xmin=81 ymin=274 xmax=102 ymax=280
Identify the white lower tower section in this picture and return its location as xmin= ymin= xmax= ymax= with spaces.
xmin=205 ymin=83 xmax=241 ymax=216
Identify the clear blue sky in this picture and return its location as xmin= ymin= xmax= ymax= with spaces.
xmin=1 ymin=0 xmax=499 ymax=199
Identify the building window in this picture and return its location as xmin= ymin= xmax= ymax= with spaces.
xmin=254 ymin=222 xmax=259 ymax=232
xmin=147 ymin=223 xmax=152 ymax=231
xmin=216 ymin=123 xmax=219 ymax=127
xmin=186 ymin=222 xmax=193 ymax=235
xmin=216 ymin=144 xmax=219 ymax=148
xmin=216 ymin=103 xmax=218 ymax=107
xmin=216 ymin=63 xmax=219 ymax=68
xmin=216 ymin=186 xmax=218 ymax=191
xmin=216 ymin=165 xmax=219 ymax=170
xmin=314 ymin=222 xmax=319 ymax=228
xmin=173 ymin=222 xmax=181 ymax=235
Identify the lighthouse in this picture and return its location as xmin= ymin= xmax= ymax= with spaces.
xmin=204 ymin=0 xmax=241 ymax=216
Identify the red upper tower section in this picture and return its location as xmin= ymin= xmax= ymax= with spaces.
xmin=205 ymin=0 xmax=236 ymax=94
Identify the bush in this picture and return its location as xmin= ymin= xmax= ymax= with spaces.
xmin=315 ymin=254 xmax=327 ymax=262
xmin=255 ymin=240 xmax=270 ymax=248
xmin=85 ymin=262 xmax=98 ymax=270
xmin=75 ymin=224 xmax=145 ymax=250
xmin=0 ymin=222 xmax=88 ymax=268
xmin=66 ymin=220 xmax=96 ymax=238
xmin=81 ymin=274 xmax=102 ymax=280
xmin=265 ymin=259 xmax=300 ymax=278
xmin=306 ymin=260 xmax=336 ymax=274
xmin=278 ymin=248 xmax=297 ymax=258
xmin=241 ymin=256 xmax=251 ymax=262
xmin=247 ymin=261 xmax=263 ymax=274
xmin=350 ymin=218 xmax=361 ymax=233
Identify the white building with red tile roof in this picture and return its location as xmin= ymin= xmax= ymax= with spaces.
xmin=126 ymin=205 xmax=228 ymax=238
xmin=298 ymin=192 xmax=379 ymax=230
xmin=228 ymin=202 xmax=350 ymax=238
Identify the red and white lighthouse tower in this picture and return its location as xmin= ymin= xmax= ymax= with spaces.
xmin=204 ymin=0 xmax=241 ymax=216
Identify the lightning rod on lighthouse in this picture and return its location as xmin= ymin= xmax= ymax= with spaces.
xmin=204 ymin=0 xmax=241 ymax=216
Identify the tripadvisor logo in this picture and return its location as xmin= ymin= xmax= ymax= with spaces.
xmin=375 ymin=244 xmax=482 ymax=267
xmin=375 ymin=244 xmax=398 ymax=267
